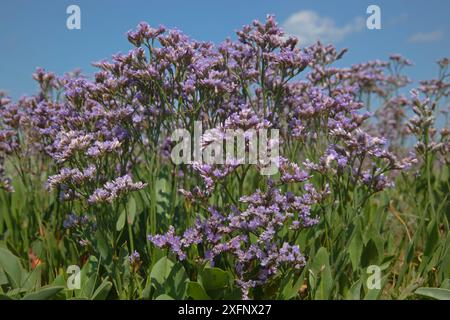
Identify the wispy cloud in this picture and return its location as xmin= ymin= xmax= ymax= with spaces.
xmin=282 ymin=10 xmax=364 ymax=46
xmin=386 ymin=13 xmax=408 ymax=27
xmin=408 ymin=30 xmax=444 ymax=43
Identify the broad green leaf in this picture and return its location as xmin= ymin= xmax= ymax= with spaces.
xmin=149 ymin=256 xmax=188 ymax=298
xmin=415 ymin=287 xmax=450 ymax=300
xmin=166 ymin=263 xmax=188 ymax=299
xmin=95 ymin=231 xmax=111 ymax=263
xmin=187 ymin=281 xmax=210 ymax=300
xmin=22 ymin=286 xmax=64 ymax=300
xmin=52 ymin=274 xmax=66 ymax=287
xmin=278 ymin=271 xmax=304 ymax=300
xmin=346 ymin=280 xmax=362 ymax=300
xmin=364 ymin=287 xmax=381 ymax=300
xmin=310 ymin=247 xmax=332 ymax=300
xmin=116 ymin=210 xmax=126 ymax=231
xmin=441 ymin=279 xmax=450 ymax=290
xmin=127 ymin=197 xmax=137 ymax=225
xmin=0 ymin=247 xmax=24 ymax=289
xmin=348 ymin=230 xmax=363 ymax=271
xmin=361 ymin=239 xmax=379 ymax=267
xmin=155 ymin=294 xmax=174 ymax=300
xmin=150 ymin=256 xmax=174 ymax=285
xmin=91 ymin=279 xmax=112 ymax=300
xmin=0 ymin=293 xmax=15 ymax=300
xmin=77 ymin=256 xmax=99 ymax=299
xmin=0 ymin=267 xmax=9 ymax=286
xmin=363 ymin=273 xmax=387 ymax=300
xmin=199 ymin=267 xmax=229 ymax=295
xmin=22 ymin=263 xmax=42 ymax=290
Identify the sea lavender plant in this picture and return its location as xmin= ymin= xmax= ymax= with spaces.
xmin=0 ymin=14 xmax=448 ymax=301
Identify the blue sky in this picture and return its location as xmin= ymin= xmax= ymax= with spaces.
xmin=1 ymin=0 xmax=449 ymax=99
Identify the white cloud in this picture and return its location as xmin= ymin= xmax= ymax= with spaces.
xmin=408 ymin=30 xmax=444 ymax=43
xmin=386 ymin=13 xmax=408 ymax=27
xmin=282 ymin=10 xmax=364 ymax=46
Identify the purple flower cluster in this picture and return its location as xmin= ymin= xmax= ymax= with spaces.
xmin=0 ymin=93 xmax=16 ymax=192
xmin=47 ymin=165 xmax=96 ymax=191
xmin=128 ymin=250 xmax=141 ymax=264
xmin=63 ymin=213 xmax=90 ymax=229
xmin=88 ymin=174 xmax=147 ymax=204
xmin=150 ymin=169 xmax=325 ymax=298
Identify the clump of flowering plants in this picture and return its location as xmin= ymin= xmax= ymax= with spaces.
xmin=0 ymin=16 xmax=448 ymax=300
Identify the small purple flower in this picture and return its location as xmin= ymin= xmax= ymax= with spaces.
xmin=128 ymin=250 xmax=140 ymax=264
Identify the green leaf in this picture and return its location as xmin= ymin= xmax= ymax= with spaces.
xmin=415 ymin=287 xmax=450 ymax=300
xmin=22 ymin=286 xmax=64 ymax=300
xmin=150 ymin=256 xmax=188 ymax=299
xmin=364 ymin=287 xmax=381 ymax=300
xmin=187 ymin=281 xmax=210 ymax=300
xmin=361 ymin=239 xmax=379 ymax=267
xmin=52 ymin=274 xmax=66 ymax=287
xmin=397 ymin=241 xmax=415 ymax=286
xmin=363 ymin=272 xmax=387 ymax=300
xmin=127 ymin=197 xmax=137 ymax=225
xmin=199 ymin=267 xmax=229 ymax=297
xmin=0 ymin=247 xmax=24 ymax=289
xmin=0 ymin=293 xmax=15 ymax=300
xmin=95 ymin=231 xmax=111 ymax=263
xmin=278 ymin=271 xmax=304 ymax=300
xmin=77 ymin=256 xmax=99 ymax=299
xmin=346 ymin=280 xmax=362 ymax=300
xmin=0 ymin=268 xmax=8 ymax=286
xmin=441 ymin=279 xmax=450 ymax=290
xmin=309 ymin=247 xmax=332 ymax=300
xmin=91 ymin=279 xmax=112 ymax=300
xmin=150 ymin=256 xmax=174 ymax=285
xmin=22 ymin=263 xmax=42 ymax=290
xmin=348 ymin=230 xmax=363 ymax=271
xmin=116 ymin=210 xmax=126 ymax=231
xmin=424 ymin=220 xmax=439 ymax=257
xmin=155 ymin=294 xmax=174 ymax=300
